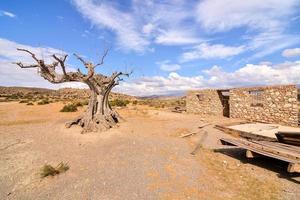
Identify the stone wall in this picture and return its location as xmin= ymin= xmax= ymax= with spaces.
xmin=186 ymin=89 xmax=223 ymax=116
xmin=230 ymin=85 xmax=298 ymax=126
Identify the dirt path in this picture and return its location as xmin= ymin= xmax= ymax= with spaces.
xmin=0 ymin=103 xmax=299 ymax=199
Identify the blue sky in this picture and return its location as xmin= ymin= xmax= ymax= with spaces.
xmin=0 ymin=0 xmax=300 ymax=96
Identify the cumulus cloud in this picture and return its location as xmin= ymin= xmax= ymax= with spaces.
xmin=157 ymin=60 xmax=181 ymax=72
xmin=0 ymin=38 xmax=86 ymax=89
xmin=0 ymin=10 xmax=16 ymax=18
xmin=180 ymin=43 xmax=245 ymax=62
xmin=282 ymin=48 xmax=300 ymax=57
xmin=115 ymin=61 xmax=300 ymax=96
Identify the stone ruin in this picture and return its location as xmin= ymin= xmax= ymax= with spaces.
xmin=186 ymin=84 xmax=299 ymax=127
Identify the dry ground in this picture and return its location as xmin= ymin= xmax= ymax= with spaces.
xmin=0 ymin=102 xmax=299 ymax=200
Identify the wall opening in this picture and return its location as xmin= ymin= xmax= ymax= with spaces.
xmin=217 ymin=90 xmax=230 ymax=117
xmin=249 ymin=90 xmax=264 ymax=107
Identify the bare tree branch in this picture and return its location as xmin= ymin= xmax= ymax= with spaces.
xmin=16 ymin=48 xmax=39 ymax=62
xmin=13 ymin=62 xmax=39 ymax=68
xmin=52 ymin=54 xmax=68 ymax=76
xmin=73 ymin=53 xmax=88 ymax=66
xmin=95 ymin=48 xmax=109 ymax=67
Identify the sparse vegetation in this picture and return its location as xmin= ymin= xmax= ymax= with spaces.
xmin=73 ymin=101 xmax=83 ymax=107
xmin=37 ymin=99 xmax=50 ymax=105
xmin=60 ymin=104 xmax=78 ymax=112
xmin=110 ymin=99 xmax=130 ymax=107
xmin=26 ymin=102 xmax=34 ymax=105
xmin=19 ymin=100 xmax=29 ymax=103
xmin=40 ymin=162 xmax=69 ymax=178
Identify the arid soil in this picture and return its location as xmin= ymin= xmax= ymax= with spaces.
xmin=0 ymin=102 xmax=299 ymax=199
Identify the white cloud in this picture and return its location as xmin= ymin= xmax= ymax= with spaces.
xmin=0 ymin=38 xmax=86 ymax=89
xmin=72 ymin=0 xmax=149 ymax=52
xmin=195 ymin=0 xmax=300 ymax=58
xmin=0 ymin=10 xmax=16 ymax=18
xmin=282 ymin=48 xmax=300 ymax=57
xmin=155 ymin=29 xmax=201 ymax=46
xmin=71 ymin=0 xmax=299 ymax=57
xmin=180 ymin=43 xmax=245 ymax=62
xmin=72 ymin=0 xmax=200 ymax=51
xmin=246 ymin=32 xmax=300 ymax=59
xmin=157 ymin=60 xmax=181 ymax=72
xmin=196 ymin=0 xmax=298 ymax=32
xmin=0 ymin=38 xmax=67 ymax=63
xmin=115 ymin=61 xmax=300 ymax=96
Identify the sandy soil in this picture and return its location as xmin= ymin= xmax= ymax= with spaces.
xmin=0 ymin=102 xmax=299 ymax=200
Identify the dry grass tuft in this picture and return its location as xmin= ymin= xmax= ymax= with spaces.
xmin=41 ymin=162 xmax=69 ymax=178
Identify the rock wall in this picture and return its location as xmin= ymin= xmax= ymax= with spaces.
xmin=230 ymin=85 xmax=298 ymax=126
xmin=186 ymin=90 xmax=223 ymax=116
xmin=186 ymin=85 xmax=299 ymax=127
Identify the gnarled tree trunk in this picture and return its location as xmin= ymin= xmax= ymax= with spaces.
xmin=15 ymin=48 xmax=128 ymax=133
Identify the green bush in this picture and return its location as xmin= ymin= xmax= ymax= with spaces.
xmin=110 ymin=99 xmax=130 ymax=107
xmin=40 ymin=162 xmax=69 ymax=178
xmin=37 ymin=99 xmax=50 ymax=105
xmin=60 ymin=104 xmax=78 ymax=112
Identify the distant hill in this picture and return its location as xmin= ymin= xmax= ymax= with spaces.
xmin=0 ymin=86 xmax=137 ymax=101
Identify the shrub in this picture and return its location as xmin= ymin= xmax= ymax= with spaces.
xmin=37 ymin=99 xmax=50 ymax=105
xmin=60 ymin=104 xmax=78 ymax=112
xmin=110 ymin=99 xmax=130 ymax=107
xmin=26 ymin=102 xmax=34 ymax=105
xmin=82 ymin=100 xmax=89 ymax=105
xmin=132 ymin=100 xmax=138 ymax=105
xmin=74 ymin=101 xmax=83 ymax=107
xmin=40 ymin=162 xmax=69 ymax=178
xmin=19 ymin=100 xmax=29 ymax=103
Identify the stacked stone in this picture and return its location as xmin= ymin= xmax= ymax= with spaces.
xmin=230 ymin=85 xmax=298 ymax=127
xmin=186 ymin=89 xmax=223 ymax=116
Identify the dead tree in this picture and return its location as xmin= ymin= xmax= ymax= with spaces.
xmin=15 ymin=48 xmax=129 ymax=133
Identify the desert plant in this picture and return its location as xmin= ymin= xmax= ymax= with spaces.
xmin=74 ymin=101 xmax=83 ymax=107
xmin=110 ymin=99 xmax=130 ymax=107
xmin=37 ymin=99 xmax=50 ymax=105
xmin=26 ymin=102 xmax=34 ymax=105
xmin=60 ymin=104 xmax=78 ymax=112
xmin=81 ymin=100 xmax=89 ymax=105
xmin=40 ymin=162 xmax=69 ymax=178
xmin=132 ymin=100 xmax=138 ymax=105
xmin=19 ymin=100 xmax=29 ymax=103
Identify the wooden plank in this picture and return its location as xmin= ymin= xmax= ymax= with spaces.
xmin=198 ymin=123 xmax=211 ymax=129
xmin=180 ymin=132 xmax=197 ymax=138
xmin=215 ymin=125 xmax=276 ymax=142
xmin=249 ymin=141 xmax=300 ymax=159
xmin=191 ymin=131 xmax=208 ymax=155
xmin=236 ymin=139 xmax=300 ymax=161
xmin=276 ymin=132 xmax=300 ymax=147
xmin=220 ymin=138 xmax=300 ymax=164
xmin=258 ymin=141 xmax=300 ymax=154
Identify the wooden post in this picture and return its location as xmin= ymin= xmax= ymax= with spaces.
xmin=287 ymin=163 xmax=300 ymax=173
xmin=246 ymin=150 xmax=261 ymax=158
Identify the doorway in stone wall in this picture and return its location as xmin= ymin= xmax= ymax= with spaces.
xmin=217 ymin=90 xmax=230 ymax=117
